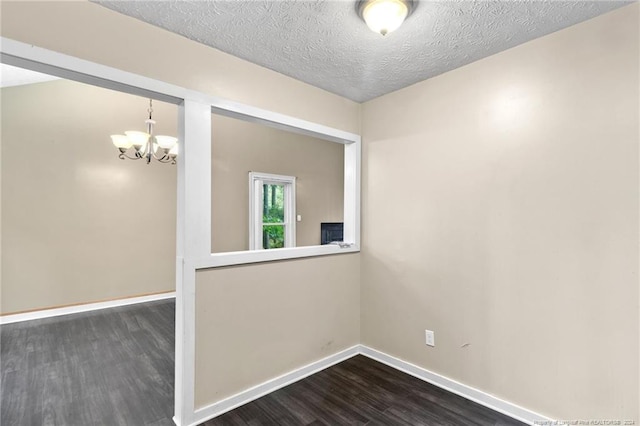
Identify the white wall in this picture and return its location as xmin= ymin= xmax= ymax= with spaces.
xmin=211 ymin=114 xmax=344 ymax=253
xmin=361 ymin=4 xmax=638 ymax=421
xmin=0 ymin=0 xmax=361 ymax=410
xmin=1 ymin=79 xmax=177 ymax=314
xmin=195 ymin=254 xmax=359 ymax=407
xmin=2 ymin=1 xmax=637 ymax=422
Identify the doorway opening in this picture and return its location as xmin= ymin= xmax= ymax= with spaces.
xmin=0 ymin=63 xmax=178 ymax=424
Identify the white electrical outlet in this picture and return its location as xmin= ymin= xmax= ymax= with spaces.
xmin=425 ymin=330 xmax=435 ymax=347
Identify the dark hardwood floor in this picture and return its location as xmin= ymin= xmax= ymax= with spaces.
xmin=203 ymin=355 xmax=525 ymax=426
xmin=0 ymin=299 xmax=175 ymax=426
xmin=2 ymin=299 xmax=524 ymax=426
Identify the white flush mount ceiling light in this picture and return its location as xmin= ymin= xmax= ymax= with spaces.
xmin=357 ymin=0 xmax=415 ymax=36
xmin=110 ymin=99 xmax=178 ymax=165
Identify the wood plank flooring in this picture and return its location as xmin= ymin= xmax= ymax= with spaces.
xmin=0 ymin=299 xmax=175 ymax=426
xmin=2 ymin=299 xmax=524 ymax=426
xmin=203 ymin=355 xmax=525 ymax=426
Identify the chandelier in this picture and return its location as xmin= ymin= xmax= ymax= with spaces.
xmin=110 ymin=99 xmax=178 ymax=164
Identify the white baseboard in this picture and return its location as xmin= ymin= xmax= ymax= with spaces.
xmin=359 ymin=345 xmax=551 ymax=425
xmin=0 ymin=291 xmax=176 ymax=325
xmin=4 ymin=297 xmax=550 ymax=426
xmin=189 ymin=345 xmax=361 ymax=426
xmin=187 ymin=344 xmax=550 ymax=426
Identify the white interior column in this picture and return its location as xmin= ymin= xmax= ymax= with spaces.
xmin=175 ymin=99 xmax=211 ymax=426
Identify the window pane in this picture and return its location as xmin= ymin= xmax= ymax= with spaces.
xmin=263 ymin=225 xmax=285 ymax=249
xmin=263 ymin=184 xmax=285 ymax=223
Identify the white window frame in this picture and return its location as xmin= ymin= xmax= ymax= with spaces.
xmin=0 ymin=36 xmax=360 ymax=426
xmin=249 ymin=172 xmax=296 ymax=250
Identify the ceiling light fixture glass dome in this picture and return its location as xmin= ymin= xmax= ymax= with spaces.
xmin=357 ymin=0 xmax=414 ymax=36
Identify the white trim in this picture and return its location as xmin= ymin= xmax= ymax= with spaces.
xmin=0 ymin=290 xmax=554 ymax=426
xmin=195 ymin=244 xmax=359 ymax=269
xmin=189 ymin=345 xmax=360 ymax=426
xmin=0 ymin=36 xmax=362 ymax=426
xmin=343 ymin=138 xmax=361 ymax=245
xmin=358 ymin=345 xmax=552 ymax=426
xmin=248 ymin=171 xmax=297 ymax=184
xmin=175 ymin=100 xmax=212 ymax=426
xmin=0 ymin=38 xmax=359 ymax=145
xmin=0 ymin=292 xmax=176 ymax=325
xmin=183 ymin=344 xmax=551 ymax=426
xmin=210 ymin=104 xmax=358 ymax=145
xmin=173 ymin=259 xmax=186 ymax=426
xmin=0 ymin=37 xmax=361 ymax=268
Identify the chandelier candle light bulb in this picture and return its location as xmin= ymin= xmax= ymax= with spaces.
xmin=110 ymin=99 xmax=178 ymax=164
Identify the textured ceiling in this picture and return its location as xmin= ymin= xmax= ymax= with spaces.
xmin=95 ymin=0 xmax=630 ymax=102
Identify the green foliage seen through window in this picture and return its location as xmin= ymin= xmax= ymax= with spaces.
xmin=262 ymin=184 xmax=285 ymax=249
